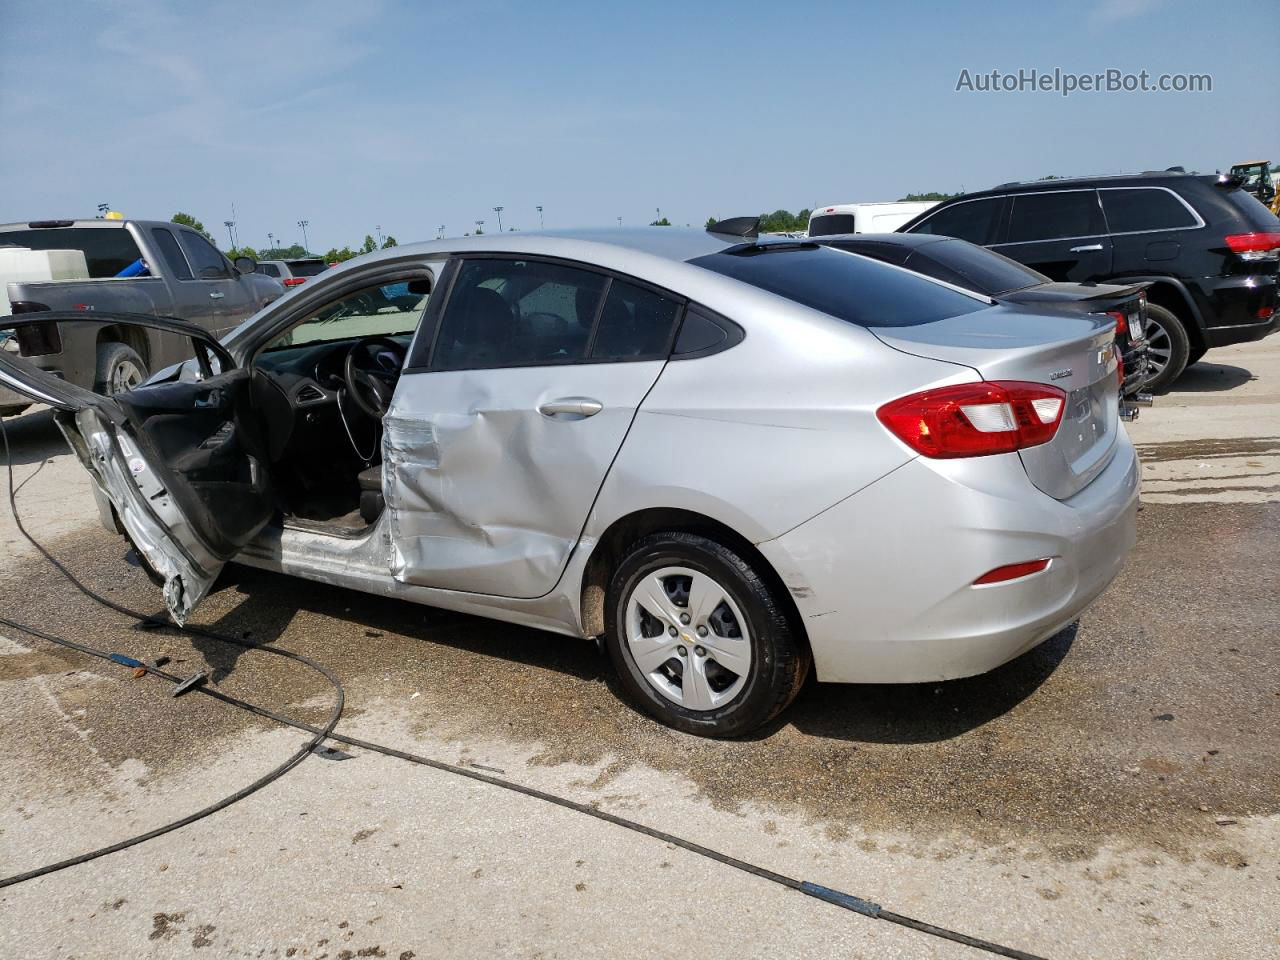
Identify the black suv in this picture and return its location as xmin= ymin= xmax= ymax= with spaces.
xmin=898 ymin=172 xmax=1280 ymax=391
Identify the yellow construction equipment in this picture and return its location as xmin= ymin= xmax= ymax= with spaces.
xmin=1229 ymin=161 xmax=1280 ymax=214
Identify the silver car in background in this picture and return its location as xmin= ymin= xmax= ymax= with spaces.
xmin=0 ymin=224 xmax=1139 ymax=737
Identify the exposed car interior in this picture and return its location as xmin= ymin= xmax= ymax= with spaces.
xmin=250 ymin=277 xmax=432 ymax=532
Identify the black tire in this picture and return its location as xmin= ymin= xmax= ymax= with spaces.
xmin=1142 ymin=303 xmax=1190 ymax=394
xmin=604 ymin=532 xmax=810 ymax=738
xmin=1186 ymin=344 xmax=1208 ymax=367
xmin=93 ymin=342 xmax=148 ymax=397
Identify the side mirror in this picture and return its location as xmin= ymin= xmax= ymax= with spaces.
xmin=234 ymin=255 xmax=257 ymax=274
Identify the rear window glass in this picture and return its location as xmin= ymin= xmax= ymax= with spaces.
xmin=1223 ymin=189 xmax=1280 ymax=231
xmin=1100 ymin=188 xmax=1199 ymax=232
xmin=807 ymin=214 xmax=858 ymax=236
xmin=0 ymin=227 xmax=143 ymax=278
xmin=286 ymin=260 xmax=327 ymax=277
xmin=917 ymin=239 xmax=1048 ymax=295
xmin=689 ymin=244 xmax=989 ymax=328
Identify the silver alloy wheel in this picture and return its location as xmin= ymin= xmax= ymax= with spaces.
xmin=624 ymin=565 xmax=751 ymax=711
xmin=108 ymin=359 xmax=145 ymax=395
xmin=1143 ymin=312 xmax=1173 ymax=378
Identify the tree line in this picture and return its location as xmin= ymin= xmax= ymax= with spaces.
xmin=171 ymin=213 xmax=397 ymax=264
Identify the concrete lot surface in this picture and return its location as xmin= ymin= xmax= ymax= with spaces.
xmin=1 ymin=338 xmax=1277 ymax=958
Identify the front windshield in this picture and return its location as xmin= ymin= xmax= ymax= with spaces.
xmin=265 ymin=280 xmax=430 ymax=350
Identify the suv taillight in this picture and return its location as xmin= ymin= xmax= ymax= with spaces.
xmin=283 ymin=276 xmax=307 ymax=287
xmin=1225 ymin=232 xmax=1280 ymax=260
xmin=877 ymin=381 xmax=1067 ymax=459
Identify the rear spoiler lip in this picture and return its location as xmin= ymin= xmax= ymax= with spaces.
xmin=1072 ymin=281 xmax=1151 ymax=304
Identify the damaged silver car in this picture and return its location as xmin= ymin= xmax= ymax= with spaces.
xmin=0 ymin=223 xmax=1139 ymax=736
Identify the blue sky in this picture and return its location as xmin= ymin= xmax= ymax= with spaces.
xmin=1 ymin=0 xmax=1274 ymax=252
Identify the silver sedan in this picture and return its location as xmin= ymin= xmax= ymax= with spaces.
xmin=0 ymin=222 xmax=1139 ymax=736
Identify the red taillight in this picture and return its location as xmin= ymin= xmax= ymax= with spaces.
xmin=973 ymin=558 xmax=1052 ymax=585
xmin=1225 ymin=232 xmax=1280 ymax=259
xmin=876 ymin=381 xmax=1067 ymax=459
xmin=1104 ymin=309 xmax=1127 ymax=336
xmin=283 ymin=276 xmax=307 ymax=287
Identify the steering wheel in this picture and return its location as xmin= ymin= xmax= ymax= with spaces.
xmin=343 ymin=335 xmax=406 ymax=418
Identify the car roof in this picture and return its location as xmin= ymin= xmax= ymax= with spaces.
xmin=343 ymin=227 xmax=746 ymax=269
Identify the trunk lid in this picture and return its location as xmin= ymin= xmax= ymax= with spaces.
xmin=870 ymin=305 xmax=1120 ymax=500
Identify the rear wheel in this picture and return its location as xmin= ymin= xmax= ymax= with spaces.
xmin=604 ymin=532 xmax=810 ymax=738
xmin=1142 ymin=303 xmax=1190 ymax=393
xmin=94 ymin=342 xmax=148 ymax=397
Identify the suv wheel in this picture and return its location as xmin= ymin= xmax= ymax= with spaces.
xmin=604 ymin=532 xmax=810 ymax=738
xmin=1142 ymin=303 xmax=1190 ymax=393
xmin=94 ymin=342 xmax=148 ymax=397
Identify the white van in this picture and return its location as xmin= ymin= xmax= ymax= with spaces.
xmin=807 ymin=201 xmax=939 ymax=237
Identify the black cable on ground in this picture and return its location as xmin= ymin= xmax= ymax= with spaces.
xmin=0 ymin=415 xmax=1046 ymax=960
xmin=0 ymin=417 xmax=346 ymax=890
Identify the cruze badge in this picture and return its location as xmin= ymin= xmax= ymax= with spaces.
xmin=1049 ymin=368 xmax=1073 ymax=381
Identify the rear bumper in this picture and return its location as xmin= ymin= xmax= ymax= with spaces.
xmin=758 ymin=433 xmax=1140 ymax=684
xmin=1203 ymin=312 xmax=1279 ymax=347
xmin=1195 ymin=273 xmax=1279 ymax=347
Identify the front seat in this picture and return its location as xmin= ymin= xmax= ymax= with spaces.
xmin=357 ymin=464 xmax=383 ymax=525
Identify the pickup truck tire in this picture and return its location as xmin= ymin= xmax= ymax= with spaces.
xmin=94 ymin=342 xmax=148 ymax=397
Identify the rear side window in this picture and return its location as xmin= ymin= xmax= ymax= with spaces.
xmin=1100 ymin=188 xmax=1199 ymax=232
xmin=256 ymin=263 xmax=281 ymax=277
xmin=916 ymin=239 xmax=1049 ymax=295
xmin=432 ymin=258 xmax=606 ymax=370
xmin=820 ymin=240 xmax=912 ymax=266
xmin=689 ymin=245 xmax=988 ymax=328
xmin=150 ymin=228 xmax=193 ymax=280
xmin=0 ymin=227 xmax=143 ymax=278
xmin=176 ymin=231 xmax=232 ymax=279
xmin=1006 ymin=191 xmax=1104 ymax=243
xmin=908 ymin=198 xmax=1003 ymax=244
xmin=590 ymin=280 xmax=681 ymax=360
xmin=808 ymin=214 xmax=858 ymax=236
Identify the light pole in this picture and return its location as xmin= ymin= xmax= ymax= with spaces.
xmin=438 ymin=224 xmax=446 ymax=239
xmin=224 ymin=220 xmax=235 ymax=250
xmin=536 ymin=205 xmax=544 ymax=229
xmin=297 ymin=220 xmax=310 ymax=253
xmin=493 ymin=206 xmax=504 ymax=232
xmin=616 ymin=216 xmax=622 ymax=227
xmin=475 ymin=219 xmax=485 ymax=235
xmin=656 ymin=206 xmax=662 ymax=224
xmin=375 ymin=224 xmax=383 ymax=247
xmin=267 ymin=232 xmax=274 ymax=253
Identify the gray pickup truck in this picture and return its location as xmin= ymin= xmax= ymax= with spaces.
xmin=0 ymin=218 xmax=283 ymax=416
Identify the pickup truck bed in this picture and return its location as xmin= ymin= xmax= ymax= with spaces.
xmin=1 ymin=219 xmax=282 ymax=415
